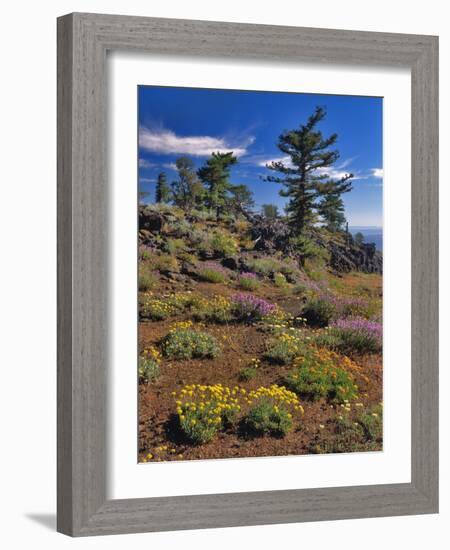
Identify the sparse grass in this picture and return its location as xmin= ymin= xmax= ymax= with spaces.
xmin=237 ymin=272 xmax=260 ymax=291
xmin=197 ymin=262 xmax=229 ymax=283
xmin=138 ymin=266 xmax=159 ymax=292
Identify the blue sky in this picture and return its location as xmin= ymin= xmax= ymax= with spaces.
xmin=138 ymin=86 xmax=383 ymax=227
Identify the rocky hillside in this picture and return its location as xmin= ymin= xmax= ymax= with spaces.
xmin=139 ymin=204 xmax=382 ymax=276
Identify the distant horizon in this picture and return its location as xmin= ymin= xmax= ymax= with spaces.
xmin=138 ymin=86 xmax=383 ymax=227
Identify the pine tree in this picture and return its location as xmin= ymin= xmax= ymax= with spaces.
xmin=171 ymin=157 xmax=204 ymax=211
xmin=155 ymin=172 xmax=171 ymax=203
xmin=261 ymin=204 xmax=279 ymax=219
xmin=317 ymin=193 xmax=346 ymax=231
xmin=228 ymin=184 xmax=254 ymax=215
xmin=265 ymin=106 xmax=352 ymax=235
xmin=197 ymin=152 xmax=237 ymax=217
xmin=354 ymin=232 xmax=365 ymax=245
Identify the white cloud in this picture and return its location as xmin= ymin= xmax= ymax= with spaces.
xmin=139 ymin=158 xmax=154 ymax=168
xmin=315 ymin=166 xmax=353 ymax=180
xmin=139 ymin=177 xmax=154 ymax=183
xmin=371 ymin=168 xmax=383 ymax=178
xmin=139 ymin=127 xmax=252 ymax=157
xmin=162 ymin=162 xmax=177 ymax=171
xmin=255 ymin=155 xmax=292 ymax=168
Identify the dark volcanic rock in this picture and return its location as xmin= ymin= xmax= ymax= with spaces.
xmin=329 ymin=240 xmax=382 ymax=274
xmin=221 ymin=256 xmax=239 ymax=271
xmin=139 ymin=207 xmax=164 ymax=233
xmin=250 ymin=216 xmax=291 ymax=253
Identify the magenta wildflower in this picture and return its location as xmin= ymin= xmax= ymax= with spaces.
xmin=231 ymin=293 xmax=276 ymax=320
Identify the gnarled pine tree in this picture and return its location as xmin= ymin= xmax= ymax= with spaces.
xmin=155 ymin=172 xmax=171 ymax=203
xmin=197 ymin=152 xmax=237 ymax=218
xmin=265 ymin=106 xmax=352 ymax=235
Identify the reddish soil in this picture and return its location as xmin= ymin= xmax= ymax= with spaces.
xmin=138 ymin=276 xmax=383 ymax=462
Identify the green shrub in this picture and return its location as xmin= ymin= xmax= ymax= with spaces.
xmin=245 ymin=398 xmax=293 ymax=436
xmin=163 ymin=237 xmax=186 ymax=256
xmin=138 ymin=267 xmax=159 ymax=292
xmin=273 ymin=272 xmax=288 ymax=288
xmin=139 ymin=296 xmax=177 ymax=320
xmin=237 ymin=274 xmax=261 ymax=291
xmin=210 ymin=231 xmax=238 ymax=256
xmin=239 ymin=367 xmax=258 ymax=381
xmin=311 ymin=330 xmax=344 ymax=351
xmin=138 ymin=347 xmax=161 ymax=383
xmin=198 ymin=268 xmax=227 ymax=283
xmin=245 ymin=257 xmax=280 ymax=276
xmin=190 ymin=209 xmax=216 ymax=222
xmin=146 ymin=252 xmax=180 ymax=273
xmin=357 ymin=403 xmax=383 ymax=440
xmin=286 ymin=347 xmax=359 ymax=402
xmin=197 ymin=262 xmax=228 ymax=283
xmin=290 ymin=235 xmax=327 ymax=266
xmin=264 ymin=331 xmax=303 ymax=364
xmin=162 ymin=328 xmax=220 ymax=360
xmin=310 ymin=404 xmax=382 ymax=454
xmin=323 ymin=328 xmax=381 ymax=354
xmin=139 ymin=292 xmax=194 ymax=320
xmin=190 ymin=295 xmax=234 ymax=323
xmin=302 ymin=298 xmax=336 ymax=327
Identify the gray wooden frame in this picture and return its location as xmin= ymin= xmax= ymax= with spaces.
xmin=57 ymin=12 xmax=438 ymax=537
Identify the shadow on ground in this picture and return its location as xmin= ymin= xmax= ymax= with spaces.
xmin=25 ymin=513 xmax=56 ymax=531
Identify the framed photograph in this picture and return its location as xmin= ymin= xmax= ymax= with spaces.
xmin=57 ymin=13 xmax=438 ymax=536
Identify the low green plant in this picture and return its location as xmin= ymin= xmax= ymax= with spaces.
xmin=357 ymin=403 xmax=383 ymax=440
xmin=323 ymin=319 xmax=382 ymax=354
xmin=237 ymin=273 xmax=260 ymax=291
xmin=245 ymin=398 xmax=293 ymax=436
xmin=163 ymin=237 xmax=186 ymax=256
xmin=190 ymin=295 xmax=234 ymax=323
xmin=138 ymin=347 xmax=161 ymax=383
xmin=245 ymin=257 xmax=281 ymax=276
xmin=197 ymin=263 xmax=228 ymax=283
xmin=139 ymin=296 xmax=177 ymax=320
xmin=139 ymin=292 xmax=195 ymax=320
xmin=302 ymin=298 xmax=337 ymax=327
xmin=209 ymin=231 xmax=238 ymax=257
xmin=264 ymin=331 xmax=303 ymax=364
xmin=239 ymin=367 xmax=258 ymax=381
xmin=273 ymin=272 xmax=288 ymax=288
xmin=286 ymin=347 xmax=359 ymax=402
xmin=162 ymin=326 xmax=220 ymax=360
xmin=146 ymin=252 xmax=180 ymax=273
xmin=310 ymin=403 xmax=382 ymax=453
xmin=244 ymin=385 xmax=303 ymax=437
xmin=138 ymin=267 xmax=159 ymax=292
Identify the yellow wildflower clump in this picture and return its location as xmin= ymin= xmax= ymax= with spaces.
xmin=173 ymin=383 xmax=242 ymax=444
xmin=246 ymin=384 xmax=304 ymax=414
xmin=173 ymin=383 xmax=306 ymax=443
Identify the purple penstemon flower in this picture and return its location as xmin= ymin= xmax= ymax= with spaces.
xmin=200 ymin=261 xmax=228 ymax=273
xmin=240 ymin=272 xmax=257 ymax=280
xmin=231 ymin=293 xmax=277 ymax=319
xmin=330 ymin=318 xmax=382 ymax=340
